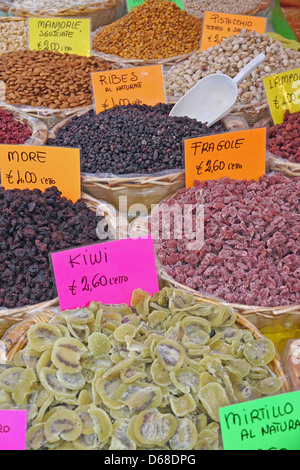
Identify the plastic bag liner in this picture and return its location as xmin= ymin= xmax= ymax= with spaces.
xmin=0 ymin=103 xmax=48 ymax=145
xmin=253 ymin=115 xmax=300 ymax=177
xmin=0 ymin=290 xmax=291 ymax=450
xmin=48 ymin=112 xmax=249 ymax=215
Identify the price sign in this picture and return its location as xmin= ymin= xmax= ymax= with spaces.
xmin=126 ymin=0 xmax=184 ymax=11
xmin=200 ymin=12 xmax=266 ymax=51
xmin=0 ymin=410 xmax=27 ymax=450
xmin=263 ymin=68 xmax=300 ymax=124
xmin=91 ymin=65 xmax=166 ymax=114
xmin=184 ymin=128 xmax=266 ymax=187
xmin=29 ymin=18 xmax=91 ymax=56
xmin=50 ymin=237 xmax=159 ymax=310
xmin=219 ymin=391 xmax=300 ymax=450
xmin=0 ymin=144 xmax=81 ymax=203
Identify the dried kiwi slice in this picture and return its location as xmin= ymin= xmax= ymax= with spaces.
xmin=56 ymin=370 xmax=86 ymax=391
xmin=116 ymin=383 xmax=162 ymax=413
xmin=27 ymin=324 xmax=62 ymax=352
xmin=44 ymin=409 xmax=82 ymax=443
xmin=243 ymin=338 xmax=276 ymax=367
xmin=133 ymin=408 xmax=177 ymax=446
xmin=89 ymin=404 xmax=112 ymax=442
xmin=26 ymin=423 xmax=47 ymax=450
xmin=39 ymin=367 xmax=77 ymax=399
xmin=169 ymin=418 xmax=198 ymax=450
xmin=51 ymin=337 xmax=87 ymax=374
xmin=155 ymin=339 xmax=185 ymax=371
xmin=88 ymin=332 xmax=111 ymax=357
xmin=198 ymin=383 xmax=230 ymax=422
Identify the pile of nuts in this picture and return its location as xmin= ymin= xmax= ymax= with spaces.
xmin=92 ymin=0 xmax=203 ymax=60
xmin=0 ymin=50 xmax=115 ymax=110
xmin=0 ymin=19 xmax=28 ymax=53
xmin=183 ymin=0 xmax=267 ymax=17
xmin=165 ymin=30 xmax=300 ymax=112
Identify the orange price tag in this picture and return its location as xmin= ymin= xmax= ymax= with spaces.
xmin=0 ymin=144 xmax=81 ymax=203
xmin=200 ymin=11 xmax=266 ymax=51
xmin=184 ymin=128 xmax=266 ymax=188
xmin=91 ymin=65 xmax=166 ymax=114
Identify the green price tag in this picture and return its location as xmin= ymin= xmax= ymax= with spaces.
xmin=127 ymin=0 xmax=184 ymax=11
xmin=263 ymin=68 xmax=300 ymax=124
xmin=219 ymin=391 xmax=300 ymax=450
xmin=29 ymin=17 xmax=91 ymax=57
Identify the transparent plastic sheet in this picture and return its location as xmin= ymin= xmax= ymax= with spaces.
xmin=0 ymin=103 xmax=48 ymax=145
xmin=0 ymin=288 xmax=291 ymax=450
xmin=282 ymin=338 xmax=300 ymax=390
xmin=48 ymin=112 xmax=249 ymax=215
xmin=254 ymin=115 xmax=300 ymax=177
xmin=182 ymin=0 xmax=275 ymax=19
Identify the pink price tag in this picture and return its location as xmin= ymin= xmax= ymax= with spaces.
xmin=51 ymin=237 xmax=159 ymax=310
xmin=0 ymin=410 xmax=27 ymax=450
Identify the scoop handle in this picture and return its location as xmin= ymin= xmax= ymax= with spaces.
xmin=233 ymin=53 xmax=266 ymax=85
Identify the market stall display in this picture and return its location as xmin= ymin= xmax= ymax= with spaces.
xmin=47 ymin=106 xmax=247 ymax=213
xmin=0 ymin=0 xmax=298 ymax=452
xmin=165 ymin=29 xmax=300 ymax=125
xmin=0 ymin=287 xmax=289 ymax=450
xmin=92 ymin=0 xmax=203 ymax=67
xmin=0 ymin=0 xmax=126 ymax=30
xmin=0 ymin=49 xmax=116 ymax=127
xmin=0 ymin=188 xmax=115 ymax=337
xmin=153 ymin=173 xmax=300 ymax=315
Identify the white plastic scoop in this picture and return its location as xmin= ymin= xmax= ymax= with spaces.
xmin=169 ymin=53 xmax=265 ymax=126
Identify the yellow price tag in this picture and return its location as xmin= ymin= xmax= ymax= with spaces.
xmin=29 ymin=17 xmax=91 ymax=57
xmin=263 ymin=68 xmax=300 ymax=124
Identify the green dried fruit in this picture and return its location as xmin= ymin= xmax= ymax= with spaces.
xmin=243 ymin=338 xmax=276 ymax=367
xmin=169 ymin=418 xmax=198 ymax=450
xmin=44 ymin=409 xmax=82 ymax=443
xmin=27 ymin=324 xmax=62 ymax=352
xmin=133 ymin=408 xmax=177 ymax=446
xmin=51 ymin=337 xmax=87 ymax=374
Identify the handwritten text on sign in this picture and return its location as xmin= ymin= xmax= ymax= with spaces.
xmin=184 ymin=128 xmax=266 ymax=187
xmin=91 ymin=65 xmax=166 ymax=114
xmin=0 ymin=410 xmax=27 ymax=450
xmin=219 ymin=391 xmax=300 ymax=450
xmin=51 ymin=237 xmax=159 ymax=310
xmin=200 ymin=12 xmax=266 ymax=51
xmin=29 ymin=18 xmax=91 ymax=56
xmin=263 ymin=68 xmax=300 ymax=125
xmin=0 ymin=144 xmax=81 ymax=203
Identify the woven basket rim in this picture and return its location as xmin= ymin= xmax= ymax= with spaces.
xmin=1 ymin=295 xmax=291 ymax=391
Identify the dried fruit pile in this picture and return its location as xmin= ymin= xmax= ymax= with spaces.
xmin=0 ymin=108 xmax=32 ymax=144
xmin=92 ymin=0 xmax=203 ymax=60
xmin=47 ymin=104 xmax=227 ymax=174
xmin=0 ymin=288 xmax=281 ymax=450
xmin=0 ymin=187 xmax=104 ymax=309
xmin=155 ymin=173 xmax=300 ymax=307
xmin=267 ymin=110 xmax=300 ymax=164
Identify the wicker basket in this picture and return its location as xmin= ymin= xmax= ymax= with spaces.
xmin=253 ymin=116 xmax=300 ymax=177
xmin=130 ymin=187 xmax=300 ymax=320
xmin=2 ymin=0 xmax=126 ymax=31
xmin=0 ymin=103 xmax=48 ymax=145
xmin=0 ymin=192 xmax=118 ymax=339
xmin=48 ymin=113 xmax=248 ymax=216
xmin=0 ymin=296 xmax=291 ymax=392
